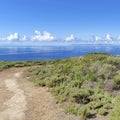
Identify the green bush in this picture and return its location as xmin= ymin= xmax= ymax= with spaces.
xmin=112 ymin=70 xmax=120 ymax=84
xmin=26 ymin=53 xmax=120 ymax=119
xmin=66 ymin=106 xmax=90 ymax=120
xmin=85 ymin=72 xmax=96 ymax=81
xmin=98 ymin=64 xmax=116 ymax=80
xmin=107 ymin=56 xmax=120 ymax=65
xmin=89 ymin=61 xmax=102 ymax=74
xmin=109 ymin=95 xmax=120 ymax=120
xmin=78 ymin=108 xmax=90 ymax=119
xmin=71 ymin=88 xmax=91 ymax=104
xmin=96 ymin=107 xmax=107 ymax=115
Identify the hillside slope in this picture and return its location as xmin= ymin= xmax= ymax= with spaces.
xmin=28 ymin=53 xmax=120 ymax=120
xmin=0 ymin=53 xmax=120 ymax=120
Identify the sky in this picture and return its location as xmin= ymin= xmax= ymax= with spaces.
xmin=0 ymin=0 xmax=120 ymax=42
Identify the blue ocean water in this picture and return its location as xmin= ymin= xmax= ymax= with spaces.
xmin=0 ymin=44 xmax=120 ymax=61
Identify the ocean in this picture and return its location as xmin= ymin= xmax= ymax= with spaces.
xmin=0 ymin=44 xmax=120 ymax=61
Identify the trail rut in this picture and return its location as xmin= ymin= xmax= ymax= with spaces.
xmin=0 ymin=68 xmax=80 ymax=120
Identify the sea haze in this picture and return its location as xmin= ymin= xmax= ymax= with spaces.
xmin=0 ymin=44 xmax=120 ymax=61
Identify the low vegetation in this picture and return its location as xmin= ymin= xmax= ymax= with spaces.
xmin=0 ymin=60 xmax=50 ymax=71
xmin=0 ymin=53 xmax=120 ymax=120
xmin=27 ymin=53 xmax=120 ymax=120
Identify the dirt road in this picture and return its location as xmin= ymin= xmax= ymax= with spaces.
xmin=0 ymin=67 xmax=80 ymax=120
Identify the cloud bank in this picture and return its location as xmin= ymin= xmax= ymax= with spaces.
xmin=0 ymin=30 xmax=56 ymax=42
xmin=7 ymin=32 xmax=19 ymax=41
xmin=21 ymin=35 xmax=28 ymax=41
xmin=0 ymin=31 xmax=120 ymax=44
xmin=66 ymin=34 xmax=75 ymax=41
xmin=94 ymin=35 xmax=101 ymax=41
xmin=31 ymin=30 xmax=56 ymax=41
xmin=105 ymin=34 xmax=113 ymax=41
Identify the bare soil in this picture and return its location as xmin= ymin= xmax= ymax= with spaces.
xmin=0 ymin=67 xmax=80 ymax=120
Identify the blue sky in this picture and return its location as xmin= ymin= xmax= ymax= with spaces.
xmin=0 ymin=0 xmax=120 ymax=41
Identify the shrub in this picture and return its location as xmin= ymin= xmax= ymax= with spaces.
xmin=107 ymin=56 xmax=120 ymax=66
xmin=85 ymin=73 xmax=96 ymax=81
xmin=35 ymin=80 xmax=46 ymax=87
xmin=96 ymin=107 xmax=107 ymax=115
xmin=89 ymin=61 xmax=102 ymax=74
xmin=70 ymin=74 xmax=84 ymax=88
xmin=71 ymin=88 xmax=91 ymax=104
xmin=26 ymin=53 xmax=119 ymax=118
xmin=104 ymin=103 xmax=112 ymax=109
xmin=98 ymin=64 xmax=116 ymax=80
xmin=66 ymin=106 xmax=79 ymax=115
xmin=112 ymin=70 xmax=120 ymax=84
xmin=66 ymin=106 xmax=90 ymax=120
xmin=78 ymin=108 xmax=90 ymax=119
xmin=109 ymin=95 xmax=120 ymax=120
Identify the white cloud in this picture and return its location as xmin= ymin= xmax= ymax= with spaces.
xmin=105 ymin=34 xmax=113 ymax=41
xmin=31 ymin=30 xmax=56 ymax=41
xmin=66 ymin=34 xmax=75 ymax=41
xmin=94 ymin=35 xmax=101 ymax=41
xmin=21 ymin=35 xmax=28 ymax=41
xmin=35 ymin=30 xmax=41 ymax=35
xmin=7 ymin=32 xmax=19 ymax=41
xmin=118 ymin=36 xmax=120 ymax=40
xmin=0 ymin=37 xmax=6 ymax=41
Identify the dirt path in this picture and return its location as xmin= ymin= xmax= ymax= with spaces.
xmin=0 ymin=67 xmax=80 ymax=120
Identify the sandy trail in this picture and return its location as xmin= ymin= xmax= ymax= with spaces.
xmin=0 ymin=68 xmax=80 ymax=120
xmin=0 ymin=72 xmax=27 ymax=120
